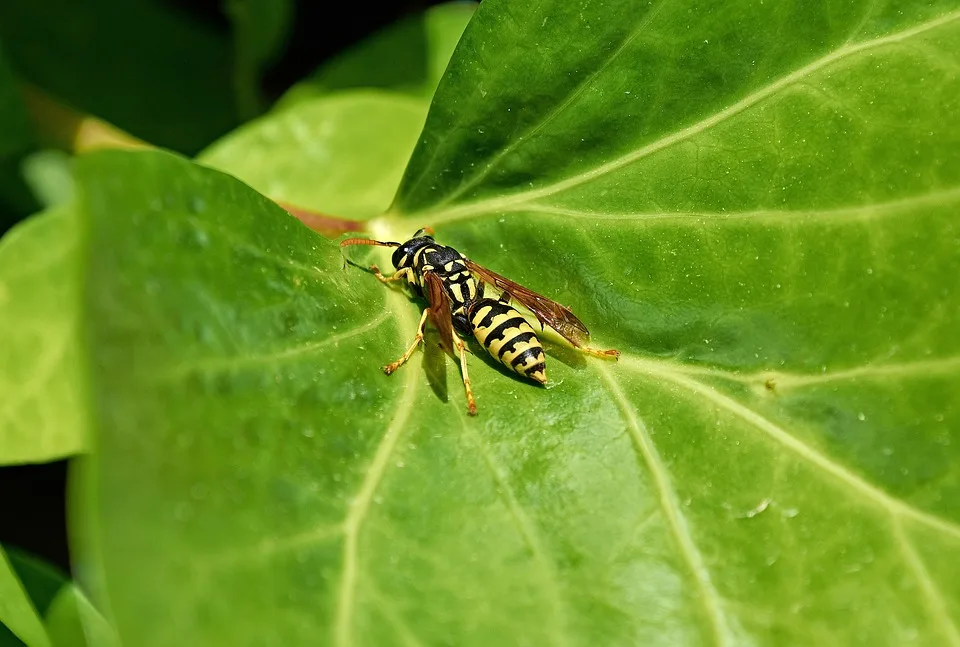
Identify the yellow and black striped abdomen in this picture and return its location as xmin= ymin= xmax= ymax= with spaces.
xmin=469 ymin=299 xmax=546 ymax=384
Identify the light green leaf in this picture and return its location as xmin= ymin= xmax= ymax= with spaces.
xmin=0 ymin=546 xmax=50 ymax=647
xmin=45 ymin=585 xmax=119 ymax=647
xmin=199 ymin=91 xmax=428 ymax=219
xmin=0 ymin=205 xmax=85 ymax=464
xmin=224 ymin=0 xmax=293 ymax=118
xmin=21 ymin=150 xmax=75 ymax=209
xmin=275 ymin=2 xmax=476 ymax=109
xmin=74 ymin=0 xmax=960 ymax=645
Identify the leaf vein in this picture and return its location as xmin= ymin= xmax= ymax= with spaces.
xmin=334 ymin=293 xmax=420 ymax=647
xmin=459 ymin=417 xmax=570 ymax=647
xmin=619 ymin=354 xmax=960 ymax=541
xmin=596 ymin=364 xmax=733 ymax=647
xmin=430 ymin=0 xmax=675 ymax=209
xmin=161 ymin=310 xmax=393 ymax=377
xmin=891 ymin=518 xmax=960 ymax=646
xmin=412 ymin=9 xmax=960 ymax=224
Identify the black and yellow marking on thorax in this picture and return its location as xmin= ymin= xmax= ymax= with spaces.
xmin=469 ymin=298 xmax=546 ymax=384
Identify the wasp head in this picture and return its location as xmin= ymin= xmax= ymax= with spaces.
xmin=391 ymin=230 xmax=434 ymax=269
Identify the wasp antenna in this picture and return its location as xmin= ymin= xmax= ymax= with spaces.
xmin=339 ymin=238 xmax=400 ymax=249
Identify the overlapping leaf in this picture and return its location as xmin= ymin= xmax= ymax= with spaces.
xmin=0 ymin=545 xmax=51 ymax=647
xmin=74 ymin=0 xmax=960 ymax=646
xmin=0 ymin=205 xmax=84 ymax=465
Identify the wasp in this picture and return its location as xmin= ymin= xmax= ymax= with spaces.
xmin=340 ymin=229 xmax=619 ymax=415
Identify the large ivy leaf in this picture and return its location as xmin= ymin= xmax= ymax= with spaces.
xmin=0 ymin=205 xmax=84 ymax=465
xmin=274 ymin=2 xmax=476 ymax=109
xmin=74 ymin=0 xmax=960 ymax=646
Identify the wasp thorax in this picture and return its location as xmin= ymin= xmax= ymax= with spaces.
xmin=391 ymin=235 xmax=434 ymax=269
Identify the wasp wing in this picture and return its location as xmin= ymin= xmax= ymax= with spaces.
xmin=423 ymin=271 xmax=455 ymax=355
xmin=463 ymin=259 xmax=590 ymax=347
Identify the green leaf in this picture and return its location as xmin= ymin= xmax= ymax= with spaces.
xmin=0 ymin=205 xmax=85 ymax=464
xmin=199 ymin=91 xmax=428 ymax=219
xmin=21 ymin=150 xmax=75 ymax=210
xmin=0 ymin=546 xmax=50 ymax=647
xmin=6 ymin=548 xmax=69 ymax=618
xmin=74 ymin=0 xmax=960 ymax=645
xmin=224 ymin=0 xmax=293 ymax=118
xmin=0 ymin=0 xmax=237 ymax=154
xmin=44 ymin=585 xmax=119 ymax=647
xmin=275 ymin=2 xmax=476 ymax=109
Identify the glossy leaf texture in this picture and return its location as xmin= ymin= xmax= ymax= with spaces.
xmin=0 ymin=205 xmax=85 ymax=464
xmin=76 ymin=1 xmax=960 ymax=647
xmin=274 ymin=1 xmax=476 ymax=109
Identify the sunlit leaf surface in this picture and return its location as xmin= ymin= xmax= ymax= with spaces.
xmin=75 ymin=0 xmax=960 ymax=645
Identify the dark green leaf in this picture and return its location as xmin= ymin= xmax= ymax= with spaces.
xmin=224 ymin=0 xmax=293 ymax=118
xmin=275 ymin=2 xmax=476 ymax=109
xmin=6 ymin=548 xmax=68 ymax=618
xmin=74 ymin=0 xmax=960 ymax=645
xmin=0 ymin=47 xmax=31 ymax=159
xmin=0 ymin=205 xmax=85 ymax=464
xmin=0 ymin=546 xmax=49 ymax=647
xmin=0 ymin=0 xmax=237 ymax=154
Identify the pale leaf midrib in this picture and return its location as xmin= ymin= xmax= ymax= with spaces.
xmin=398 ymin=9 xmax=960 ymax=226
xmin=596 ymin=363 xmax=733 ymax=647
xmin=424 ymin=0 xmax=674 ymax=210
xmin=334 ymin=291 xmax=420 ymax=647
xmin=418 ymin=186 xmax=960 ymax=228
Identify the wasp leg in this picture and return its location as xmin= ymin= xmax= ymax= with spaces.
xmin=452 ymin=335 xmax=478 ymax=416
xmin=383 ymin=309 xmax=430 ymax=375
xmin=578 ymin=346 xmax=621 ymax=360
xmin=370 ymin=265 xmax=405 ymax=284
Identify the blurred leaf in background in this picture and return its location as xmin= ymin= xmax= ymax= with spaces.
xmin=275 ymin=1 xmax=476 ymax=109
xmin=224 ymin=0 xmax=293 ymax=118
xmin=0 ymin=0 xmax=238 ymax=155
xmin=0 ymin=205 xmax=85 ymax=466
